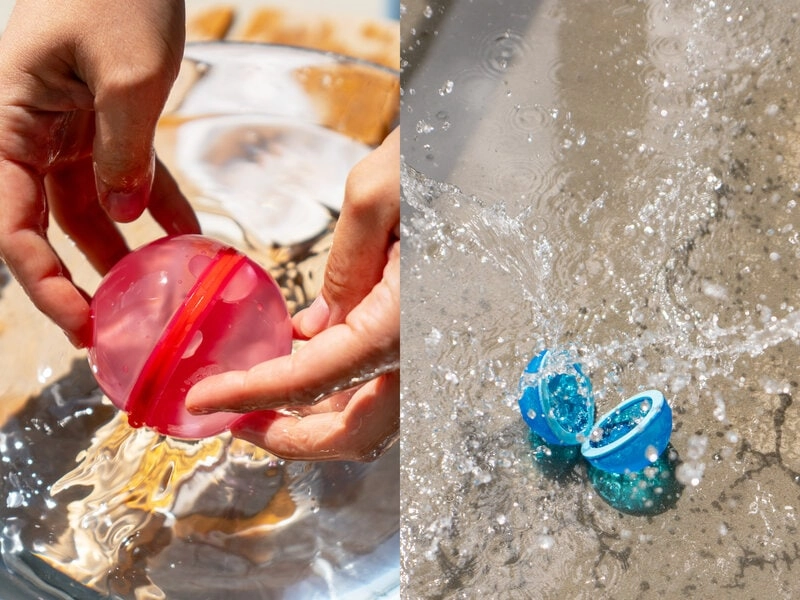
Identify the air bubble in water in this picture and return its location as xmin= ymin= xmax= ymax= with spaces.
xmin=425 ymin=327 xmax=442 ymax=350
xmin=444 ymin=370 xmax=460 ymax=385
xmin=6 ymin=491 xmax=25 ymax=509
xmin=537 ymin=535 xmax=555 ymax=550
xmin=676 ymin=462 xmax=705 ymax=487
xmin=416 ymin=120 xmax=435 ymax=134
xmin=713 ymin=393 xmax=727 ymax=422
xmin=37 ymin=365 xmax=53 ymax=384
xmin=701 ymin=280 xmax=728 ymax=300
xmin=676 ymin=434 xmax=708 ymax=486
xmin=686 ymin=434 xmax=708 ymax=460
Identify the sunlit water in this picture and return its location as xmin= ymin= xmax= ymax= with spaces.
xmin=402 ymin=1 xmax=800 ymax=597
xmin=0 ymin=360 xmax=398 ymax=600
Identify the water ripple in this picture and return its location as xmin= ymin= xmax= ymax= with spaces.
xmin=506 ymin=102 xmax=550 ymax=134
xmin=476 ymin=29 xmax=532 ymax=78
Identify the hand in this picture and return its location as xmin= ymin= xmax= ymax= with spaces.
xmin=186 ymin=128 xmax=400 ymax=461
xmin=0 ymin=0 xmax=199 ymax=347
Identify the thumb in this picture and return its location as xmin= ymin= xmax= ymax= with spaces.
xmin=295 ymin=128 xmax=400 ymax=338
xmin=87 ymin=41 xmax=181 ymax=223
xmin=92 ymin=91 xmax=159 ymax=223
xmin=64 ymin=0 xmax=187 ymax=223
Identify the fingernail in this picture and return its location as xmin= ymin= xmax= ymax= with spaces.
xmin=63 ymin=329 xmax=84 ymax=349
xmin=184 ymin=389 xmax=215 ymax=415
xmin=186 ymin=404 xmax=217 ymax=415
xmin=99 ymin=187 xmax=149 ymax=223
xmin=64 ymin=315 xmax=93 ymax=349
xmin=94 ymin=152 xmax=154 ymax=223
xmin=295 ymin=295 xmax=330 ymax=338
xmin=230 ymin=410 xmax=279 ymax=444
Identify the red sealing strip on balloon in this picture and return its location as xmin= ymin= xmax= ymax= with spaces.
xmin=125 ymin=247 xmax=246 ymax=428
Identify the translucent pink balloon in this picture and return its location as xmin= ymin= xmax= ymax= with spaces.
xmin=88 ymin=235 xmax=292 ymax=438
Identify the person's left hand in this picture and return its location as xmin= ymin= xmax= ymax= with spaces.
xmin=186 ymin=128 xmax=400 ymax=461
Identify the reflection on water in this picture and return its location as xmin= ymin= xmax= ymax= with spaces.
xmin=174 ymin=116 xmax=371 ymax=247
xmin=0 ymin=361 xmax=399 ymax=599
xmin=402 ymin=0 xmax=800 ymax=597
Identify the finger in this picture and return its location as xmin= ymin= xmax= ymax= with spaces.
xmin=92 ymin=121 xmax=156 ymax=223
xmin=0 ymin=158 xmax=91 ymax=346
xmin=230 ymin=370 xmax=400 ymax=461
xmin=46 ymin=158 xmax=129 ymax=275
xmin=86 ymin=47 xmax=182 ymax=223
xmin=326 ymin=127 xmax=399 ymax=317
xmin=148 ymin=158 xmax=201 ymax=236
xmin=186 ymin=244 xmax=399 ymax=412
xmin=187 ymin=317 xmax=396 ymax=412
xmin=295 ymin=127 xmax=399 ymax=337
xmin=293 ymin=388 xmax=358 ymax=415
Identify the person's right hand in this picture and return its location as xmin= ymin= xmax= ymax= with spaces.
xmin=185 ymin=128 xmax=400 ymax=461
xmin=0 ymin=0 xmax=199 ymax=348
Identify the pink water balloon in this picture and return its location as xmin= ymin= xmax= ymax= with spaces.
xmin=88 ymin=235 xmax=292 ymax=438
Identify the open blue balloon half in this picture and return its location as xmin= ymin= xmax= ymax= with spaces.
xmin=518 ymin=349 xmax=595 ymax=446
xmin=519 ymin=350 xmax=674 ymax=476
xmin=580 ymin=390 xmax=673 ymax=474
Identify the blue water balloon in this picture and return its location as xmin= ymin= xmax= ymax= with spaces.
xmin=518 ymin=349 xmax=594 ymax=446
xmin=581 ymin=390 xmax=673 ymax=474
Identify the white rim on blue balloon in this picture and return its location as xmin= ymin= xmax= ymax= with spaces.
xmin=580 ymin=390 xmax=671 ymax=473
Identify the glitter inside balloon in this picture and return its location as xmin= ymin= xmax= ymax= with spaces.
xmin=518 ymin=349 xmax=595 ymax=446
xmin=87 ymin=234 xmax=292 ymax=438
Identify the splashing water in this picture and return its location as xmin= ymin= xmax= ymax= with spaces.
xmin=402 ymin=0 xmax=800 ymax=597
